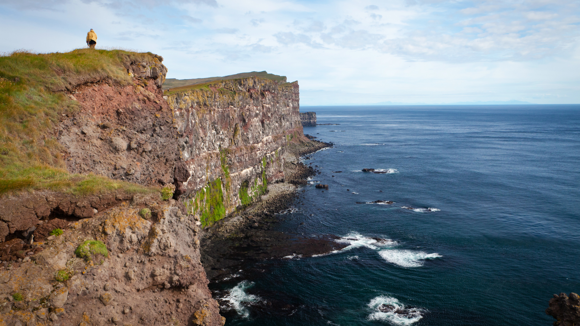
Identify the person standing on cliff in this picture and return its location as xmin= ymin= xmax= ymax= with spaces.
xmin=86 ymin=29 xmax=97 ymax=49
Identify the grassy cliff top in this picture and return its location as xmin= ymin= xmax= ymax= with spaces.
xmin=163 ymin=71 xmax=287 ymax=91
xmin=0 ymin=49 xmax=159 ymax=196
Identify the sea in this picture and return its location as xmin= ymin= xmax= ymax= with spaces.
xmin=214 ymin=105 xmax=580 ymax=326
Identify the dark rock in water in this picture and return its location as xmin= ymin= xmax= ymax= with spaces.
xmin=362 ymin=168 xmax=375 ymax=173
xmin=333 ymin=171 xmax=342 ymax=173
xmin=377 ymin=304 xmax=422 ymax=318
xmin=546 ymin=292 xmax=580 ymax=326
xmin=378 ymin=304 xmax=397 ymax=313
xmin=315 ymin=184 xmax=329 ymax=190
xmin=356 ymin=200 xmax=394 ymax=205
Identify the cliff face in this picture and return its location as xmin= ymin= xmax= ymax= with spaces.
xmin=0 ymin=50 xmax=311 ymax=325
xmin=0 ymin=52 xmax=225 ymax=326
xmin=59 ymin=56 xmax=178 ymax=186
xmin=167 ymin=78 xmax=303 ymax=226
xmin=300 ymin=112 xmax=316 ymax=127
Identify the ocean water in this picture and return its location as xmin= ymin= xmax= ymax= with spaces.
xmin=217 ymin=105 xmax=580 ymax=325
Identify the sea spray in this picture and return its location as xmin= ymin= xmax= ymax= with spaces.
xmin=221 ymin=281 xmax=261 ymax=318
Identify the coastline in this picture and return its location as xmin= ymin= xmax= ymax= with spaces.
xmin=199 ymin=137 xmax=343 ymax=282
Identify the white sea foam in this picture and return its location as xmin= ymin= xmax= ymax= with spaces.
xmin=402 ymin=207 xmax=441 ymax=213
xmin=312 ymin=233 xmax=395 ymax=257
xmin=352 ymin=192 xmax=359 ymax=195
xmin=413 ymin=207 xmax=440 ymax=213
xmin=367 ymin=296 xmax=425 ymax=325
xmin=336 ymin=232 xmax=398 ymax=251
xmin=283 ymin=253 xmax=303 ymax=260
xmin=222 ymin=273 xmax=241 ymax=281
xmin=277 ymin=207 xmax=299 ymax=215
xmin=374 ymin=168 xmax=399 ymax=174
xmin=221 ymin=281 xmax=261 ymax=318
xmin=378 ymin=250 xmax=442 ymax=268
xmin=360 ymin=143 xmax=386 ymax=146
xmin=347 ymin=255 xmax=359 ymax=260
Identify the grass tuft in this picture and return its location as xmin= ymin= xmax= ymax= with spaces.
xmin=75 ymin=240 xmax=108 ymax=261
xmin=55 ymin=269 xmax=71 ymax=282
xmin=49 ymin=228 xmax=63 ymax=236
xmin=12 ymin=293 xmax=23 ymax=301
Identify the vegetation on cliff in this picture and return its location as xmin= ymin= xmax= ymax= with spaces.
xmin=0 ymin=49 xmax=161 ymax=196
xmin=163 ymin=70 xmax=287 ymax=90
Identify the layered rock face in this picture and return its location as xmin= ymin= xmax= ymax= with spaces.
xmin=167 ymin=78 xmax=304 ymax=226
xmin=300 ymin=112 xmax=317 ymax=126
xmin=58 ymin=56 xmax=178 ymax=186
xmin=546 ymin=292 xmax=580 ymax=326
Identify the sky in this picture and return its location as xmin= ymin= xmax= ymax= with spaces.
xmin=1 ymin=0 xmax=579 ymax=105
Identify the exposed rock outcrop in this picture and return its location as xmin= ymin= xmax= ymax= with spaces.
xmin=0 ymin=196 xmax=224 ymax=325
xmin=58 ymin=57 xmax=177 ymax=186
xmin=546 ymin=292 xmax=580 ymax=326
xmin=300 ymin=112 xmax=317 ymax=127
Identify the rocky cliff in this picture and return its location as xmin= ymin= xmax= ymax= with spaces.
xmin=300 ymin=112 xmax=316 ymax=127
xmin=166 ymin=78 xmax=304 ymax=227
xmin=546 ymin=292 xmax=580 ymax=326
xmin=0 ymin=49 xmax=318 ymax=325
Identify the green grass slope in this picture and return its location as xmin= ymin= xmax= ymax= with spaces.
xmin=0 ymin=49 xmax=159 ymax=196
xmin=163 ymin=71 xmax=287 ymax=90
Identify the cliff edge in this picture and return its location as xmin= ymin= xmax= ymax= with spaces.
xmin=0 ymin=49 xmax=323 ymax=325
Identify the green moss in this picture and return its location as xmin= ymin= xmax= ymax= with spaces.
xmin=219 ymin=148 xmax=230 ymax=180
xmin=75 ymin=240 xmax=108 ymax=262
xmin=55 ymin=269 xmax=70 ymax=282
xmin=199 ymin=178 xmax=226 ymax=227
xmin=49 ymin=228 xmax=63 ymax=236
xmin=12 ymin=293 xmax=23 ymax=301
xmin=161 ymin=185 xmax=174 ymax=201
xmin=238 ymin=180 xmax=252 ymax=207
xmin=139 ymin=208 xmax=151 ymax=220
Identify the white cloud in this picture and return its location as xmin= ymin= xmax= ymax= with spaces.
xmin=0 ymin=0 xmax=579 ymax=105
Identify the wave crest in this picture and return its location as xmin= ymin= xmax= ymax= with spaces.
xmin=221 ymin=281 xmax=261 ymax=318
xmin=368 ymin=296 xmax=425 ymax=325
xmin=378 ymin=250 xmax=442 ymax=268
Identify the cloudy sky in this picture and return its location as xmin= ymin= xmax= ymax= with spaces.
xmin=1 ymin=0 xmax=579 ymax=105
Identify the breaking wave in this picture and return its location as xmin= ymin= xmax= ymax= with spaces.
xmin=283 ymin=253 xmax=303 ymax=260
xmin=378 ymin=250 xmax=442 ymax=268
xmin=220 ymin=281 xmax=261 ymax=318
xmin=401 ymin=206 xmax=441 ymax=213
xmin=368 ymin=296 xmax=425 ymax=325
xmin=374 ymin=168 xmax=399 ymax=174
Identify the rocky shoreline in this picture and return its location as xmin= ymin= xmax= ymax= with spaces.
xmin=199 ymin=138 xmax=343 ymax=282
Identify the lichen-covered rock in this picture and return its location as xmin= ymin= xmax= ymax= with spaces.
xmin=547 ymin=292 xmax=580 ymax=326
xmin=49 ymin=286 xmax=69 ymax=308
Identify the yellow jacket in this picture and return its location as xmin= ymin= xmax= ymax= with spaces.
xmin=86 ymin=30 xmax=97 ymax=43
